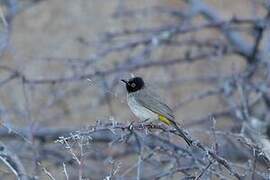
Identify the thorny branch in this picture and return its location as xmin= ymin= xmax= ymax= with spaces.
xmin=0 ymin=121 xmax=269 ymax=179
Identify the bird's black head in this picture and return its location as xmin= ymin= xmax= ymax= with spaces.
xmin=121 ymin=77 xmax=145 ymax=93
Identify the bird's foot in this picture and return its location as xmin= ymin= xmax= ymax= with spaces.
xmin=127 ymin=120 xmax=135 ymax=131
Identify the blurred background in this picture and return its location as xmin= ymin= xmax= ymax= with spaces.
xmin=0 ymin=0 xmax=269 ymax=179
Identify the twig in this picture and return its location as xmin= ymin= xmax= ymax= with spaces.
xmin=0 ymin=141 xmax=29 ymax=180
xmin=63 ymin=162 xmax=69 ymax=180
xmin=38 ymin=162 xmax=56 ymax=180
xmin=195 ymin=161 xmax=213 ymax=180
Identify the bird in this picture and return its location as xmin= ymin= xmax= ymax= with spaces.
xmin=121 ymin=76 xmax=192 ymax=146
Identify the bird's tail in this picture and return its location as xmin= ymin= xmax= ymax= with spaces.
xmin=159 ymin=115 xmax=192 ymax=146
xmin=171 ymin=121 xmax=193 ymax=146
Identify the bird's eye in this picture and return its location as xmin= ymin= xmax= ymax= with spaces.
xmin=131 ymin=83 xmax=136 ymax=87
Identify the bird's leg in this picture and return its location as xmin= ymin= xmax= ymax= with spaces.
xmin=140 ymin=118 xmax=152 ymax=129
xmin=141 ymin=118 xmax=150 ymax=123
xmin=127 ymin=120 xmax=135 ymax=131
xmin=124 ymin=121 xmax=135 ymax=143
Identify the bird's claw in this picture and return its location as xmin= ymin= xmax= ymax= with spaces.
xmin=128 ymin=120 xmax=135 ymax=131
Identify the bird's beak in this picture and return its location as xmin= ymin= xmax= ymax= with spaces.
xmin=121 ymin=79 xmax=128 ymax=84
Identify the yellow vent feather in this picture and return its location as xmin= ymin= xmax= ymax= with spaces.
xmin=159 ymin=115 xmax=171 ymax=125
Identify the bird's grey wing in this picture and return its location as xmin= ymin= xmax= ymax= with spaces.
xmin=134 ymin=89 xmax=174 ymax=120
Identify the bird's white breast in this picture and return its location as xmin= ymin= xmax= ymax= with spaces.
xmin=127 ymin=94 xmax=158 ymax=121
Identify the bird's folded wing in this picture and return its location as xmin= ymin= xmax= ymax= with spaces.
xmin=134 ymin=89 xmax=174 ymax=121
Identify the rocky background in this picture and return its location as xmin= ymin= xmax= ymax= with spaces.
xmin=0 ymin=0 xmax=269 ymax=179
